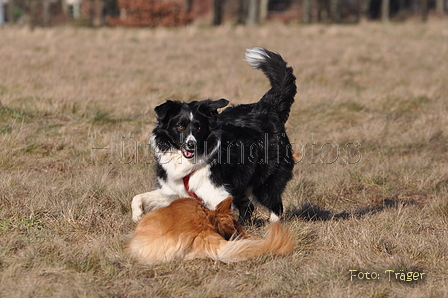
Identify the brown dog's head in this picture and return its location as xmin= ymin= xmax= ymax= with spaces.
xmin=209 ymin=196 xmax=250 ymax=240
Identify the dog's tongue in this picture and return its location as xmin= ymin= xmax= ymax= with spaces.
xmin=182 ymin=148 xmax=194 ymax=158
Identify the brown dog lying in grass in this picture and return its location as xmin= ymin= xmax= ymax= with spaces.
xmin=127 ymin=197 xmax=295 ymax=264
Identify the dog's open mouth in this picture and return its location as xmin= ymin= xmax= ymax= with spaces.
xmin=181 ymin=147 xmax=195 ymax=159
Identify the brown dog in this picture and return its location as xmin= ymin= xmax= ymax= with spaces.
xmin=127 ymin=197 xmax=295 ymax=264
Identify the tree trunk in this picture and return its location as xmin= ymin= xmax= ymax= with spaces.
xmin=330 ymin=0 xmax=340 ymax=22
xmin=259 ymin=0 xmax=268 ymax=22
xmin=43 ymin=0 xmax=50 ymax=27
xmin=421 ymin=0 xmax=428 ymax=22
xmin=28 ymin=0 xmax=36 ymax=30
xmin=73 ymin=1 xmax=81 ymax=19
xmin=397 ymin=0 xmax=407 ymax=20
xmin=213 ymin=0 xmax=224 ymax=25
xmin=436 ymin=0 xmax=444 ymax=16
xmin=358 ymin=0 xmax=365 ymax=20
xmin=317 ymin=0 xmax=330 ymax=22
xmin=246 ymin=0 xmax=259 ymax=25
xmin=355 ymin=0 xmax=360 ymax=21
xmin=103 ymin=0 xmax=120 ymax=18
xmin=0 ymin=1 xmax=4 ymax=25
xmin=89 ymin=0 xmax=95 ymax=27
xmin=303 ymin=0 xmax=312 ymax=23
xmin=237 ymin=0 xmax=248 ymax=24
xmin=316 ymin=0 xmax=322 ymax=22
xmin=381 ymin=0 xmax=389 ymax=22
xmin=7 ymin=0 xmax=14 ymax=23
xmin=360 ymin=0 xmax=372 ymax=20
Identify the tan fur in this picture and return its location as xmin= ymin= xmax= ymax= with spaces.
xmin=127 ymin=197 xmax=295 ymax=264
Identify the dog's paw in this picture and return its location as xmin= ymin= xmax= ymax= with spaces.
xmin=131 ymin=202 xmax=144 ymax=222
xmin=132 ymin=211 xmax=143 ymax=222
xmin=269 ymin=212 xmax=280 ymax=223
xmin=131 ymin=194 xmax=145 ymax=222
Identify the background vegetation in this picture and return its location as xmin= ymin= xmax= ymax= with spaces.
xmin=1 ymin=20 xmax=448 ymax=297
xmin=2 ymin=0 xmax=447 ymax=28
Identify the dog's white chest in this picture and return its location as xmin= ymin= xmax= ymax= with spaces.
xmin=158 ymin=158 xmax=230 ymax=210
xmin=187 ymin=166 xmax=230 ymax=209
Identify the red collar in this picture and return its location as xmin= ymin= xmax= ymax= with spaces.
xmin=182 ymin=171 xmax=201 ymax=202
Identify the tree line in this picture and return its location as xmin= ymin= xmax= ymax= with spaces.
xmin=1 ymin=0 xmax=446 ymax=28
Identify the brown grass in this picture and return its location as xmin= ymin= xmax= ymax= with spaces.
xmin=1 ymin=20 xmax=448 ymax=297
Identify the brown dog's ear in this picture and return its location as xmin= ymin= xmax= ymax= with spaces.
xmin=216 ymin=196 xmax=233 ymax=214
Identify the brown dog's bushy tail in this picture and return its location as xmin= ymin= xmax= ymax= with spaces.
xmin=213 ymin=222 xmax=295 ymax=263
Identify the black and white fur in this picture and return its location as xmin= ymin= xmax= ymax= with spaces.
xmin=132 ymin=47 xmax=296 ymax=223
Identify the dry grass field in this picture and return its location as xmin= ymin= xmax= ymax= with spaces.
xmin=1 ymin=20 xmax=448 ymax=297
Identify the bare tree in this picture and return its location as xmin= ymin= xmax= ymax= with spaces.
xmin=103 ymin=0 xmax=120 ymax=18
xmin=213 ymin=0 xmax=224 ymax=25
xmin=381 ymin=0 xmax=389 ymax=22
xmin=397 ymin=0 xmax=407 ymax=20
xmin=7 ymin=0 xmax=14 ymax=24
xmin=237 ymin=0 xmax=248 ymax=24
xmin=237 ymin=0 xmax=260 ymax=25
xmin=246 ymin=0 xmax=259 ymax=25
xmin=358 ymin=0 xmax=372 ymax=20
xmin=330 ymin=0 xmax=340 ymax=22
xmin=421 ymin=0 xmax=428 ymax=21
xmin=89 ymin=0 xmax=95 ymax=27
xmin=303 ymin=0 xmax=312 ymax=23
xmin=0 ymin=1 xmax=4 ymax=25
xmin=436 ymin=0 xmax=444 ymax=16
xmin=186 ymin=0 xmax=193 ymax=13
xmin=259 ymin=0 xmax=268 ymax=22
xmin=28 ymin=0 xmax=36 ymax=30
xmin=43 ymin=0 xmax=50 ymax=27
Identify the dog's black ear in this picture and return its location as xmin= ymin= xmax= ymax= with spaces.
xmin=209 ymin=98 xmax=229 ymax=110
xmin=154 ymin=100 xmax=182 ymax=123
xmin=198 ymin=98 xmax=229 ymax=118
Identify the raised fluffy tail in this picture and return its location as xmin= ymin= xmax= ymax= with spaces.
xmin=214 ymin=222 xmax=295 ymax=263
xmin=245 ymin=47 xmax=296 ymax=124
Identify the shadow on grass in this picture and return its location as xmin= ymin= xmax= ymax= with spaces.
xmin=285 ymin=197 xmax=419 ymax=222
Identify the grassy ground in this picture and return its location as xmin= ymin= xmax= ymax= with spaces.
xmin=1 ymin=20 xmax=448 ymax=297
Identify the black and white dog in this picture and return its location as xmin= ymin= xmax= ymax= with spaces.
xmin=132 ymin=47 xmax=296 ymax=223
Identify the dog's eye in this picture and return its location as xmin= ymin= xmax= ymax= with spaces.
xmin=197 ymin=126 xmax=201 ymax=130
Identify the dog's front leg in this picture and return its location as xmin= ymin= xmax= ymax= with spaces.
xmin=131 ymin=192 xmax=150 ymax=222
xmin=131 ymin=189 xmax=176 ymax=222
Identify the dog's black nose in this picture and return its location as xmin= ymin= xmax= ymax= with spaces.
xmin=186 ymin=140 xmax=196 ymax=149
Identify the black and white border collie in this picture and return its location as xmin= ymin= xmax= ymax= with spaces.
xmin=132 ymin=47 xmax=296 ymax=223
